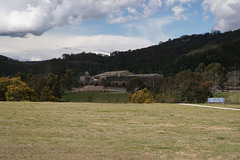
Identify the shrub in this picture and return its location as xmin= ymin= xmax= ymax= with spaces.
xmin=130 ymin=88 xmax=155 ymax=103
xmin=4 ymin=77 xmax=38 ymax=101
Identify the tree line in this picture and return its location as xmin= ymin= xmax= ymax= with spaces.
xmin=0 ymin=62 xmax=228 ymax=103
xmin=0 ymin=70 xmax=73 ymax=102
xmin=127 ymin=62 xmax=227 ymax=103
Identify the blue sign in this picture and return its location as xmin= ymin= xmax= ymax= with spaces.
xmin=208 ymin=98 xmax=225 ymax=104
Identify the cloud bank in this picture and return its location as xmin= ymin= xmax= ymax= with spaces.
xmin=1 ymin=0 xmax=240 ymax=37
xmin=0 ymin=0 xmax=163 ymax=37
xmin=0 ymin=33 xmax=152 ymax=61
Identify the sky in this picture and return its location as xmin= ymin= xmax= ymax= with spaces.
xmin=0 ymin=0 xmax=240 ymax=61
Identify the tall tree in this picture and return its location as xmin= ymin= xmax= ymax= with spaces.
xmin=203 ymin=62 xmax=227 ymax=90
xmin=126 ymin=77 xmax=145 ymax=93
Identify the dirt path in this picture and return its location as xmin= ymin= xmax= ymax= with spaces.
xmin=178 ymin=103 xmax=240 ymax=111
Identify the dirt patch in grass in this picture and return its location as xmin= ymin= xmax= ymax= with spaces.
xmin=159 ymin=124 xmax=177 ymax=127
xmin=207 ymin=126 xmax=235 ymax=131
xmin=193 ymin=126 xmax=236 ymax=131
xmin=156 ymin=130 xmax=166 ymax=134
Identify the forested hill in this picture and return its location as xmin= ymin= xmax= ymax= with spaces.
xmin=107 ymin=29 xmax=240 ymax=74
xmin=1 ymin=29 xmax=240 ymax=77
xmin=0 ymin=55 xmax=26 ymax=76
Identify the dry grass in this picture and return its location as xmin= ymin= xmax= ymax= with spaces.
xmin=0 ymin=102 xmax=240 ymax=160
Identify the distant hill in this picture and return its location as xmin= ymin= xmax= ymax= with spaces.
xmin=1 ymin=29 xmax=240 ymax=77
xmin=0 ymin=55 xmax=25 ymax=77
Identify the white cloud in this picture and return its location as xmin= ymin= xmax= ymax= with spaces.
xmin=203 ymin=0 xmax=240 ymax=31
xmin=31 ymin=57 xmax=42 ymax=61
xmin=107 ymin=0 xmax=163 ymax=24
xmin=0 ymin=0 xmax=164 ymax=37
xmin=164 ymin=0 xmax=192 ymax=20
xmin=0 ymin=33 xmax=152 ymax=61
xmin=165 ymin=0 xmax=176 ymax=6
xmin=164 ymin=0 xmax=192 ymax=6
xmin=143 ymin=0 xmax=162 ymax=17
xmin=172 ymin=5 xmax=185 ymax=19
xmin=125 ymin=17 xmax=175 ymax=43
xmin=179 ymin=0 xmax=192 ymax=3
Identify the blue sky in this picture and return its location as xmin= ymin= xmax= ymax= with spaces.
xmin=0 ymin=0 xmax=240 ymax=61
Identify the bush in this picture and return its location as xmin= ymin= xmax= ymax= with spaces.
xmin=4 ymin=77 xmax=38 ymax=101
xmin=130 ymin=88 xmax=155 ymax=103
xmin=39 ymin=87 xmax=60 ymax=102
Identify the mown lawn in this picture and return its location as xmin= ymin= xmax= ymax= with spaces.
xmin=0 ymin=102 xmax=239 ymax=160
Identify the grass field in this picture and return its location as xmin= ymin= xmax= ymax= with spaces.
xmin=0 ymin=102 xmax=240 ymax=160
xmin=62 ymin=92 xmax=130 ymax=103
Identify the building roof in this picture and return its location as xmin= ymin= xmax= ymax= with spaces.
xmin=129 ymin=73 xmax=163 ymax=78
xmin=95 ymin=70 xmax=134 ymax=77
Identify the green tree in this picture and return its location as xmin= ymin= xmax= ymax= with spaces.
xmin=180 ymin=80 xmax=200 ymax=103
xmin=27 ymin=77 xmax=46 ymax=97
xmin=175 ymin=70 xmax=201 ymax=91
xmin=60 ymin=70 xmax=73 ymax=91
xmin=14 ymin=72 xmax=27 ymax=81
xmin=198 ymin=81 xmax=214 ymax=102
xmin=39 ymin=86 xmax=60 ymax=102
xmin=203 ymin=62 xmax=227 ymax=90
xmin=126 ymin=77 xmax=145 ymax=93
xmin=46 ymin=73 xmax=62 ymax=98
xmin=175 ymin=70 xmax=213 ymax=103
xmin=155 ymin=76 xmax=175 ymax=98
xmin=195 ymin=62 xmax=205 ymax=81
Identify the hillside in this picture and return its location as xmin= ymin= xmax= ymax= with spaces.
xmin=0 ymin=55 xmax=26 ymax=77
xmin=1 ymin=29 xmax=240 ymax=77
xmin=107 ymin=30 xmax=240 ymax=74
